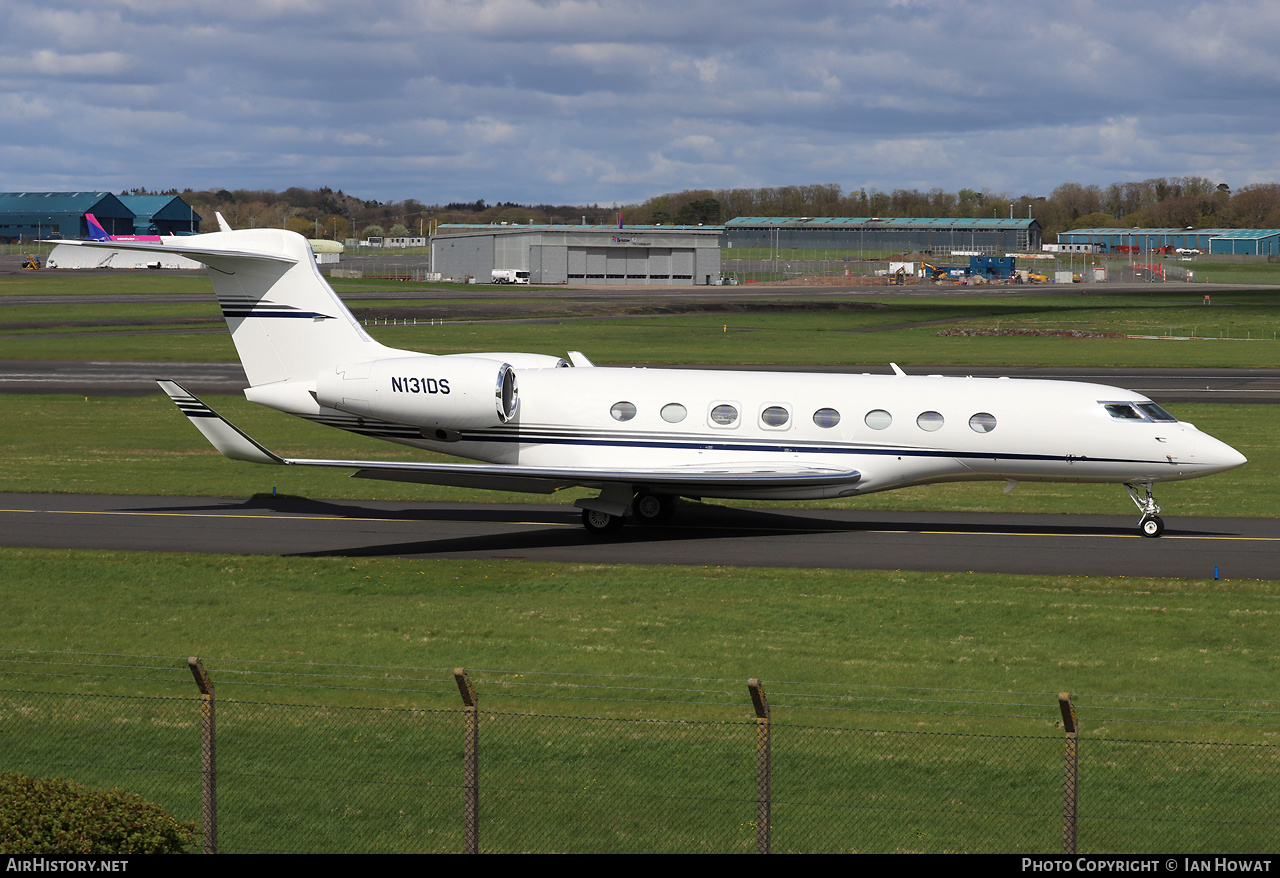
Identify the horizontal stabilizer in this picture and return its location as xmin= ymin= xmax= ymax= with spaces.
xmin=157 ymin=380 xmax=284 ymax=465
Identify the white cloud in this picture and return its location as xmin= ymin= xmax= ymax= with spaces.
xmin=0 ymin=0 xmax=1278 ymax=203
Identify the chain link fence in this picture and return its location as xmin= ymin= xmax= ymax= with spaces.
xmin=1 ymin=653 xmax=1276 ymax=853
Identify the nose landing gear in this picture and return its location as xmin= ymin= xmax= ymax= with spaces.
xmin=1125 ymin=482 xmax=1164 ymax=538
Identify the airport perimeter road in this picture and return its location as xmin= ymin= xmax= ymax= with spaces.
xmin=1 ymin=493 xmax=1273 ymax=580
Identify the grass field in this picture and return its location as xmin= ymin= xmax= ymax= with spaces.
xmin=4 ymin=551 xmax=1276 ymax=730
xmin=5 ymin=272 xmax=1280 ymax=367
xmin=3 ymin=551 xmax=1276 ymax=852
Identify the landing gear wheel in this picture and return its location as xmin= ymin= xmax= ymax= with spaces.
xmin=1126 ymin=482 xmax=1165 ymax=539
xmin=632 ymin=493 xmax=676 ymax=524
xmin=581 ymin=508 xmax=625 ymax=537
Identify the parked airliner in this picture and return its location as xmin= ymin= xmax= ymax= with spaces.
xmin=85 ymin=213 xmax=167 ymax=243
xmin=67 ymin=228 xmax=1246 ymax=537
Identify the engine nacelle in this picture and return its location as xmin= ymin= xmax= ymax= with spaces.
xmin=315 ymin=355 xmax=518 ymax=430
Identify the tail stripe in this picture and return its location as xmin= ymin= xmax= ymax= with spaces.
xmin=216 ymin=294 xmax=335 ymax=320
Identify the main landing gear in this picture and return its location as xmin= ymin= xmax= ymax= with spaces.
xmin=581 ymin=507 xmax=626 ymax=536
xmin=579 ymin=492 xmax=679 ymax=536
xmin=1125 ymin=482 xmax=1164 ymax=538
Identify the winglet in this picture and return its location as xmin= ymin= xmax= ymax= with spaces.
xmin=156 ymin=380 xmax=284 ymax=465
xmin=567 ymin=350 xmax=595 ymax=367
xmin=215 ymin=212 xmax=233 ymax=233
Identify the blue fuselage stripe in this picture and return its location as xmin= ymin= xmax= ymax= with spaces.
xmin=448 ymin=429 xmax=1157 ymax=467
xmin=312 ymin=417 xmax=1163 ymax=468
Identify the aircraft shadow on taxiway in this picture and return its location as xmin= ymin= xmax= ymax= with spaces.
xmin=114 ymin=496 xmax=1235 ymax=559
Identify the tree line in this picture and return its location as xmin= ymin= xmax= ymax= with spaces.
xmin=133 ymin=177 xmax=1280 ymax=242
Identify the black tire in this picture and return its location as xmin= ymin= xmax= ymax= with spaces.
xmin=1140 ymin=515 xmax=1164 ymax=538
xmin=631 ymin=493 xmax=676 ymax=524
xmin=582 ymin=508 xmax=625 ymax=536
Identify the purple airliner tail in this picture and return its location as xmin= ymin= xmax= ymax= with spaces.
xmin=85 ymin=213 xmax=113 ymax=241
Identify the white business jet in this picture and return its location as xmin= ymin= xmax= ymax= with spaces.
xmin=70 ymin=229 xmax=1245 ymax=537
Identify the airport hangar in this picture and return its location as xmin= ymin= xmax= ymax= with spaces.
xmin=431 ymin=223 xmax=725 ymax=285
xmin=0 ymin=191 xmax=202 ymax=241
xmin=1059 ymin=227 xmax=1280 ymax=256
xmin=722 ymin=216 xmax=1042 ymax=254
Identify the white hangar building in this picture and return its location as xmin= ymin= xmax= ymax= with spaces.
xmin=431 ymin=223 xmax=724 ymax=285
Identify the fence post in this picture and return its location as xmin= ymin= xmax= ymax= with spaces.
xmin=454 ymin=668 xmax=479 ymax=854
xmin=1059 ymin=693 xmax=1078 ymax=855
xmin=188 ymin=657 xmax=216 ymax=854
xmin=748 ymin=678 xmax=771 ymax=854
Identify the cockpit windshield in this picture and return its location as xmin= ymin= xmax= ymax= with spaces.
xmin=1102 ymin=401 xmax=1179 ymax=423
xmin=1136 ymin=403 xmax=1178 ymax=422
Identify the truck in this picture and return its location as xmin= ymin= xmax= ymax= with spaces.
xmin=491 ymin=269 xmax=531 ymax=284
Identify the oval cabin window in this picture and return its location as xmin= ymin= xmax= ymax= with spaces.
xmin=969 ymin=412 xmax=996 ymax=433
xmin=865 ymin=409 xmax=892 ymax=430
xmin=761 ymin=406 xmax=790 ymax=427
xmin=661 ymin=403 xmax=687 ymax=423
xmin=812 ymin=408 xmax=841 ymax=428
xmin=710 ymin=404 xmax=739 ymax=426
xmin=611 ymin=402 xmax=637 ymax=422
xmin=917 ymin=411 xmax=944 ymax=432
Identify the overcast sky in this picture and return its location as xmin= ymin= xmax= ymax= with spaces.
xmin=3 ymin=0 xmax=1279 ymax=206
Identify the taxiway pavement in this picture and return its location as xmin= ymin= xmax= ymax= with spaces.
xmin=3 ymin=493 xmax=1273 ymax=580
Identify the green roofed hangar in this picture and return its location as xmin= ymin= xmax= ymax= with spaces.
xmin=723 ymin=216 xmax=1042 ymax=255
xmin=0 ymin=192 xmax=201 ymax=243
xmin=1058 ymin=227 xmax=1280 ymax=256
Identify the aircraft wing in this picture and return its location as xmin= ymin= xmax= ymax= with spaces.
xmin=53 ymin=238 xmax=298 ymax=267
xmin=344 ymin=460 xmax=859 ymax=494
xmin=158 ymin=381 xmax=860 ymax=494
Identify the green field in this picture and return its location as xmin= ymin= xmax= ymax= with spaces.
xmin=3 ymin=552 xmax=1275 ymax=852
xmin=5 ymin=272 xmax=1280 ymax=368
xmin=5 ymin=552 xmax=1276 ymax=728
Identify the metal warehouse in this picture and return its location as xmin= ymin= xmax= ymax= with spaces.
xmin=432 ymin=224 xmax=724 ymax=285
xmin=723 ymin=217 xmax=1041 ymax=254
xmin=1058 ymin=228 xmax=1230 ymax=253
xmin=0 ymin=191 xmax=201 ymax=241
xmin=1204 ymin=229 xmax=1280 ymax=256
xmin=0 ymin=192 xmax=131 ymax=241
xmin=118 ymin=195 xmax=202 ymax=236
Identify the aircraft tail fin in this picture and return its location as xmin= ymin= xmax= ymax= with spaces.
xmin=84 ymin=213 xmax=113 ymax=241
xmin=81 ymin=229 xmax=400 ymax=388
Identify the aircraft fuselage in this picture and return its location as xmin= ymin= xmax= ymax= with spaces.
xmin=322 ymin=365 xmax=1244 ymax=501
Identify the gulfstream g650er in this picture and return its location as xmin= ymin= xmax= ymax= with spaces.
xmin=73 ymin=229 xmax=1245 ymax=537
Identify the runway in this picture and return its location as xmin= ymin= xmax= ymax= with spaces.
xmin=3 ymin=493 xmax=1274 ymax=580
